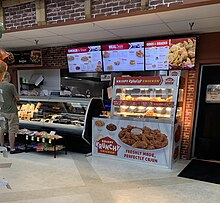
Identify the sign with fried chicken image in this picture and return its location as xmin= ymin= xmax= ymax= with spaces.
xmin=145 ymin=37 xmax=196 ymax=70
xmin=93 ymin=118 xmax=173 ymax=168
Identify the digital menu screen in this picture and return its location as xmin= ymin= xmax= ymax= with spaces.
xmin=67 ymin=45 xmax=102 ymax=73
xmin=145 ymin=37 xmax=196 ymax=70
xmin=102 ymin=42 xmax=144 ymax=72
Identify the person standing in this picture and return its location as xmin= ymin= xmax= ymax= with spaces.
xmin=0 ymin=72 xmax=21 ymax=154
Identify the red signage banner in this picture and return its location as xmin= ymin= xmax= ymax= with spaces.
xmin=114 ymin=76 xmax=163 ymax=86
xmin=145 ymin=39 xmax=170 ymax=48
xmin=96 ymin=137 xmax=121 ymax=156
xmin=67 ymin=47 xmax=90 ymax=54
xmin=102 ymin=43 xmax=131 ymax=51
xmin=113 ymin=100 xmax=174 ymax=107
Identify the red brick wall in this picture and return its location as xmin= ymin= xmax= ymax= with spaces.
xmin=46 ymin=0 xmax=85 ymax=23
xmin=148 ymin=0 xmax=183 ymax=9
xmin=91 ymin=0 xmax=142 ymax=18
xmin=181 ymin=70 xmax=197 ymax=159
xmin=42 ymin=46 xmax=68 ymax=68
xmin=4 ymin=2 xmax=37 ymax=30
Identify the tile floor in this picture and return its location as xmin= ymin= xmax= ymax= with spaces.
xmin=0 ymin=152 xmax=219 ymax=203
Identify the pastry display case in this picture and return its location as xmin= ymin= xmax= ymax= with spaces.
xmin=18 ymin=96 xmax=104 ymax=153
xmin=18 ymin=96 xmax=90 ymax=135
xmin=111 ymin=76 xmax=180 ymax=122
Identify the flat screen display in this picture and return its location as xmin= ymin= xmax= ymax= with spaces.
xmin=67 ymin=45 xmax=102 ymax=73
xmin=102 ymin=42 xmax=144 ymax=72
xmin=145 ymin=37 xmax=196 ymax=70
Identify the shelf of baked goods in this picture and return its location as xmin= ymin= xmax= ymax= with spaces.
xmin=17 ymin=100 xmax=86 ymax=129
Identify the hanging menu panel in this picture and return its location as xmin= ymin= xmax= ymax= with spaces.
xmin=67 ymin=46 xmax=102 ymax=73
xmin=102 ymin=42 xmax=144 ymax=72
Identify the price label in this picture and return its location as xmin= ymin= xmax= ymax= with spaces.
xmin=37 ymin=137 xmax=40 ymax=142
xmin=26 ymin=135 xmax=28 ymax=140
xmin=42 ymin=138 xmax=45 ymax=143
xmin=49 ymin=139 xmax=51 ymax=144
xmin=31 ymin=136 xmax=34 ymax=141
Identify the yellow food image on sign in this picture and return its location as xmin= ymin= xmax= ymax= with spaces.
xmin=167 ymin=39 xmax=196 ymax=68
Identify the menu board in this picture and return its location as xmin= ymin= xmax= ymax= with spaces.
xmin=67 ymin=46 xmax=102 ymax=73
xmin=102 ymin=42 xmax=144 ymax=72
xmin=145 ymin=37 xmax=196 ymax=70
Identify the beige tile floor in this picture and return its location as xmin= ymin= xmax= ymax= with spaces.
xmin=0 ymin=152 xmax=219 ymax=203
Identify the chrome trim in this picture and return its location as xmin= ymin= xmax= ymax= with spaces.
xmin=82 ymin=97 xmax=104 ymax=145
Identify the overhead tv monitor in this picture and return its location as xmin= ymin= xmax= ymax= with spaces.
xmin=145 ymin=37 xmax=196 ymax=70
xmin=67 ymin=45 xmax=102 ymax=73
xmin=102 ymin=42 xmax=144 ymax=72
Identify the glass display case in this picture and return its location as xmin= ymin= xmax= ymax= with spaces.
xmin=111 ymin=76 xmax=180 ymax=122
xmin=18 ymin=96 xmax=104 ymax=152
xmin=18 ymin=96 xmax=93 ymax=137
xmin=112 ymin=87 xmax=175 ymax=119
xmin=92 ymin=76 xmax=183 ymax=168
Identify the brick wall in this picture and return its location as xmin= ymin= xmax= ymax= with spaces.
xmin=3 ymin=0 xmax=185 ymax=30
xmin=46 ymin=0 xmax=85 ymax=23
xmin=4 ymin=2 xmax=37 ymax=30
xmin=148 ymin=0 xmax=183 ymax=9
xmin=181 ymin=70 xmax=197 ymax=159
xmin=91 ymin=0 xmax=142 ymax=18
xmin=42 ymin=46 xmax=68 ymax=68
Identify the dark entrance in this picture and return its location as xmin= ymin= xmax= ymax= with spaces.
xmin=194 ymin=65 xmax=220 ymax=160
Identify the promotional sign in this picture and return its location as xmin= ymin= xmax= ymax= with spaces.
xmin=169 ymin=70 xmax=182 ymax=76
xmin=10 ymin=50 xmax=42 ymax=66
xmin=102 ymin=42 xmax=144 ymax=72
xmin=145 ymin=37 xmax=196 ymax=70
xmin=206 ymin=84 xmax=220 ymax=103
xmin=114 ymin=76 xmax=178 ymax=86
xmin=67 ymin=45 xmax=102 ymax=73
xmin=92 ymin=118 xmax=173 ymax=168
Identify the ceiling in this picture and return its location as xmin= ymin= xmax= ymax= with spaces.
xmin=1 ymin=3 xmax=220 ymax=50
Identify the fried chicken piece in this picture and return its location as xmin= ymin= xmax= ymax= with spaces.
xmin=132 ymin=141 xmax=148 ymax=149
xmin=127 ymin=138 xmax=136 ymax=145
xmin=131 ymin=133 xmax=140 ymax=141
xmin=118 ymin=129 xmax=127 ymax=138
xmin=146 ymin=145 xmax=155 ymax=150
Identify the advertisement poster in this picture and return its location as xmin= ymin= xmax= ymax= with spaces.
xmin=102 ymin=42 xmax=144 ymax=72
xmin=206 ymin=84 xmax=220 ymax=103
xmin=67 ymin=46 xmax=102 ymax=73
xmin=145 ymin=37 xmax=196 ymax=70
xmin=10 ymin=50 xmax=42 ymax=66
xmin=92 ymin=118 xmax=173 ymax=168
xmin=114 ymin=76 xmax=178 ymax=86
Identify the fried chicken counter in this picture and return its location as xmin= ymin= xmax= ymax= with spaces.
xmin=92 ymin=76 xmax=182 ymax=168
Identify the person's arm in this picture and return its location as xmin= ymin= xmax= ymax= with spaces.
xmin=11 ymin=84 xmax=19 ymax=101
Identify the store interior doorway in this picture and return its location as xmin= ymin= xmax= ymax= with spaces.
xmin=194 ymin=65 xmax=220 ymax=160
